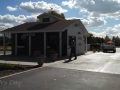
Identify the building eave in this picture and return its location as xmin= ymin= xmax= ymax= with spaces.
xmin=0 ymin=29 xmax=64 ymax=34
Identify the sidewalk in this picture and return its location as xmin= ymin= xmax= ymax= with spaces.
xmin=0 ymin=51 xmax=94 ymax=66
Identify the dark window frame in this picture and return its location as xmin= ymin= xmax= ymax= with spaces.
xmin=42 ymin=18 xmax=50 ymax=22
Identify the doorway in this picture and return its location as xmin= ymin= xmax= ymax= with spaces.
xmin=46 ymin=32 xmax=59 ymax=56
xmin=62 ymin=30 xmax=67 ymax=56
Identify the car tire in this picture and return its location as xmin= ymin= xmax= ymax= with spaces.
xmin=113 ymin=50 xmax=116 ymax=53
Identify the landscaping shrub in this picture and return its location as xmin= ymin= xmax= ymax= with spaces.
xmin=90 ymin=44 xmax=101 ymax=50
xmin=12 ymin=64 xmax=26 ymax=70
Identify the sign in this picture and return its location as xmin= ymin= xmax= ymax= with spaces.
xmin=23 ymin=33 xmax=35 ymax=36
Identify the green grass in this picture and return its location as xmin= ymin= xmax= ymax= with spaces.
xmin=0 ymin=63 xmax=26 ymax=71
xmin=0 ymin=46 xmax=11 ymax=51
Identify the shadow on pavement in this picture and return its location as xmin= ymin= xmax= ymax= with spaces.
xmin=26 ymin=65 xmax=42 ymax=69
xmin=103 ymin=51 xmax=115 ymax=53
xmin=63 ymin=60 xmax=73 ymax=63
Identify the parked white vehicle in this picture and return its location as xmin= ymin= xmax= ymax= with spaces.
xmin=102 ymin=42 xmax=116 ymax=53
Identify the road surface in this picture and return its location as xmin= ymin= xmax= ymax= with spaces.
xmin=1 ymin=48 xmax=120 ymax=90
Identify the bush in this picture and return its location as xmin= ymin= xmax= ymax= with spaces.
xmin=0 ymin=63 xmax=13 ymax=70
xmin=90 ymin=44 xmax=101 ymax=50
xmin=12 ymin=64 xmax=26 ymax=70
xmin=0 ymin=63 xmax=26 ymax=71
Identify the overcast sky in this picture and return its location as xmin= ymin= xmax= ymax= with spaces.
xmin=0 ymin=0 xmax=120 ymax=38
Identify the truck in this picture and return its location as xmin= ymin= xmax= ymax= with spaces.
xmin=102 ymin=41 xmax=116 ymax=53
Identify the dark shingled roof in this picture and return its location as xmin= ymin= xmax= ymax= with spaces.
xmin=1 ymin=20 xmax=78 ymax=33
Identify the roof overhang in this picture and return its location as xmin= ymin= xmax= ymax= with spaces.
xmin=0 ymin=29 xmax=64 ymax=34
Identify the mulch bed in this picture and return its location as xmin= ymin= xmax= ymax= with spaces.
xmin=0 ymin=65 xmax=40 ymax=78
xmin=0 ymin=70 xmax=24 ymax=77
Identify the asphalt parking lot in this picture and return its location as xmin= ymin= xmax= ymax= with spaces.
xmin=46 ymin=48 xmax=120 ymax=74
xmin=1 ymin=48 xmax=120 ymax=75
xmin=1 ymin=49 xmax=120 ymax=90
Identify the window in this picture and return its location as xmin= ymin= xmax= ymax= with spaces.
xmin=42 ymin=18 xmax=50 ymax=22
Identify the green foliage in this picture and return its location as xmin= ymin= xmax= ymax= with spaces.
xmin=0 ymin=36 xmax=11 ymax=46
xmin=90 ymin=44 xmax=101 ymax=50
xmin=0 ymin=63 xmax=26 ymax=71
xmin=88 ymin=34 xmax=120 ymax=46
xmin=112 ymin=36 xmax=120 ymax=46
xmin=104 ymin=35 xmax=111 ymax=43
xmin=0 ymin=63 xmax=13 ymax=70
xmin=87 ymin=36 xmax=104 ymax=44
xmin=48 ymin=11 xmax=65 ymax=19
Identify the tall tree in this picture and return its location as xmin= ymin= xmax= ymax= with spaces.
xmin=0 ymin=28 xmax=11 ymax=46
xmin=104 ymin=35 xmax=111 ymax=43
xmin=48 ymin=11 xmax=66 ymax=19
xmin=115 ymin=36 xmax=119 ymax=46
xmin=101 ymin=38 xmax=105 ymax=43
xmin=87 ymin=33 xmax=93 ymax=44
xmin=112 ymin=36 xmax=115 ymax=42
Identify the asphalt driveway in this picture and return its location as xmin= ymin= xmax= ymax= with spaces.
xmin=1 ymin=67 xmax=120 ymax=90
xmin=1 ymin=48 xmax=120 ymax=74
xmin=1 ymin=49 xmax=120 ymax=90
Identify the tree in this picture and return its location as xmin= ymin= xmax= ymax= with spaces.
xmin=0 ymin=28 xmax=11 ymax=46
xmin=112 ymin=36 xmax=115 ymax=42
xmin=87 ymin=33 xmax=94 ymax=44
xmin=101 ymin=38 xmax=105 ymax=43
xmin=104 ymin=35 xmax=111 ymax=43
xmin=114 ymin=36 xmax=120 ymax=46
xmin=48 ymin=11 xmax=66 ymax=19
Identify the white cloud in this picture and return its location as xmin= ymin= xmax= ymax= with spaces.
xmin=89 ymin=31 xmax=106 ymax=38
xmin=0 ymin=23 xmax=13 ymax=29
xmin=90 ymin=24 xmax=120 ymax=38
xmin=20 ymin=1 xmax=68 ymax=14
xmin=86 ymin=17 xmax=107 ymax=27
xmin=105 ymin=26 xmax=120 ymax=37
xmin=62 ymin=0 xmax=75 ymax=9
xmin=0 ymin=14 xmax=38 ymax=29
xmin=6 ymin=6 xmax=17 ymax=11
xmin=62 ymin=0 xmax=120 ymax=19
xmin=114 ymin=24 xmax=120 ymax=29
xmin=0 ymin=14 xmax=37 ymax=24
xmin=66 ymin=16 xmax=106 ymax=27
xmin=0 ymin=14 xmax=17 ymax=23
